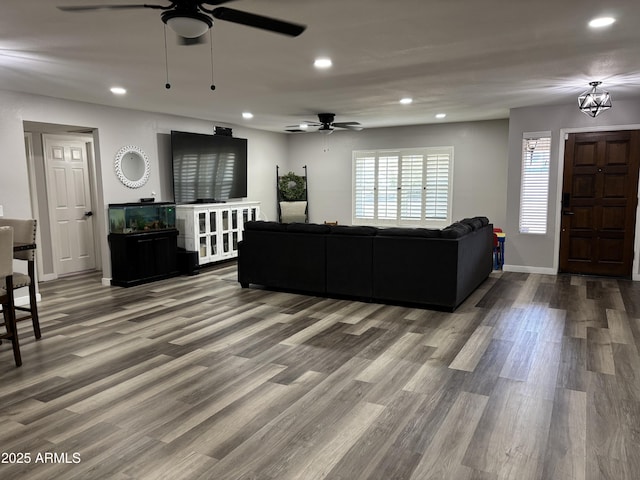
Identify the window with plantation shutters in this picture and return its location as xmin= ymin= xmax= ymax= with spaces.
xmin=353 ymin=147 xmax=453 ymax=226
xmin=519 ymin=133 xmax=551 ymax=234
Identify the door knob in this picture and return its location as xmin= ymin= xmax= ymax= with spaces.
xmin=84 ymin=211 xmax=93 ymax=217
xmin=562 ymin=211 xmax=575 ymax=216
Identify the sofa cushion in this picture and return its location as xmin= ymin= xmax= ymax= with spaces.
xmin=378 ymin=227 xmax=442 ymax=238
xmin=244 ymin=221 xmax=288 ymax=232
xmin=286 ymin=222 xmax=331 ymax=234
xmin=460 ymin=217 xmax=484 ymax=231
xmin=441 ymin=222 xmax=473 ymax=238
xmin=330 ymin=225 xmax=378 ymax=236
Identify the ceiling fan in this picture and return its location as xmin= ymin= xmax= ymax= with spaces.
xmin=286 ymin=113 xmax=363 ymax=134
xmin=57 ymin=1 xmax=307 ymax=45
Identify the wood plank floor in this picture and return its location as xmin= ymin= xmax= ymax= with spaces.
xmin=1 ymin=266 xmax=640 ymax=479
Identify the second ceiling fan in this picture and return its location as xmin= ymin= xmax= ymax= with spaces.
xmin=286 ymin=113 xmax=363 ymax=134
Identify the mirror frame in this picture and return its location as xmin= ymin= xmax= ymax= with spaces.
xmin=114 ymin=145 xmax=150 ymax=189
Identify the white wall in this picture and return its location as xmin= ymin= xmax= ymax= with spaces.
xmin=506 ymin=97 xmax=640 ymax=277
xmin=0 ymin=89 xmax=287 ymax=279
xmin=286 ymin=119 xmax=509 ymax=228
xmin=1 ymin=88 xmax=509 ymax=284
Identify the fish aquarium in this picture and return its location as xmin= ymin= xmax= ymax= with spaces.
xmin=108 ymin=202 xmax=176 ymax=234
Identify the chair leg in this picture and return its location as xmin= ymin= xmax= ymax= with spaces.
xmin=28 ymin=280 xmax=41 ymax=339
xmin=3 ymin=302 xmax=22 ymax=367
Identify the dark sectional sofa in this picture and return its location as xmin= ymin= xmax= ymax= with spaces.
xmin=237 ymin=217 xmax=493 ymax=311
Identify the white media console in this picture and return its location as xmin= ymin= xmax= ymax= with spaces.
xmin=175 ymin=201 xmax=260 ymax=265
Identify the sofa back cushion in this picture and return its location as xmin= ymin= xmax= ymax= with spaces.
xmin=244 ymin=220 xmax=287 ymax=232
xmin=441 ymin=222 xmax=473 ymax=238
xmin=378 ymin=227 xmax=441 ymax=238
xmin=287 ymin=222 xmax=331 ymax=234
xmin=460 ymin=217 xmax=489 ymax=231
xmin=330 ymin=225 xmax=378 ymax=236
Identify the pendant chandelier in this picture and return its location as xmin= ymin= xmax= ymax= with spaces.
xmin=578 ymin=81 xmax=612 ymax=117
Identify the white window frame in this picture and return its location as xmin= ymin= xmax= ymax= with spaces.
xmin=519 ymin=132 xmax=551 ymax=234
xmin=352 ymin=146 xmax=454 ymax=227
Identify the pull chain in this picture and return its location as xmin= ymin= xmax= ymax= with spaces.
xmin=164 ymin=24 xmax=171 ymax=89
xmin=210 ymin=28 xmax=216 ymax=91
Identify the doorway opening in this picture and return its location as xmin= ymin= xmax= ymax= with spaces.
xmin=23 ymin=121 xmax=102 ymax=282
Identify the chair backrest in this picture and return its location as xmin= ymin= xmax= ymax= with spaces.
xmin=0 ymin=226 xmax=14 ymax=278
xmin=0 ymin=218 xmax=36 ymax=261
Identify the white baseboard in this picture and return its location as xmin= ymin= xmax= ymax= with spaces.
xmin=0 ymin=293 xmax=40 ymax=310
xmin=505 ymin=264 xmax=640 ymax=281
xmin=502 ymin=264 xmax=557 ymax=275
xmin=102 ymin=277 xmax=112 ymax=287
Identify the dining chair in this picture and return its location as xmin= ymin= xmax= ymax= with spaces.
xmin=0 ymin=226 xmax=22 ymax=367
xmin=0 ymin=218 xmax=41 ymax=339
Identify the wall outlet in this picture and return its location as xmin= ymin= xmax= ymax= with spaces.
xmin=0 ymin=205 xmax=4 ymax=217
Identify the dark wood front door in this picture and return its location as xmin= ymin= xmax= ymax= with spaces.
xmin=559 ymin=130 xmax=640 ymax=277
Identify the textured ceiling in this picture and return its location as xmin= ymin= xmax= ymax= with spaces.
xmin=2 ymin=0 xmax=640 ymax=132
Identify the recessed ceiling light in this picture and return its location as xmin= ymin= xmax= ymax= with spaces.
xmin=435 ymin=113 xmax=447 ymax=119
xmin=589 ymin=17 xmax=616 ymax=28
xmin=400 ymin=97 xmax=413 ymax=105
xmin=242 ymin=112 xmax=254 ymax=119
xmin=314 ymin=57 xmax=333 ymax=69
xmin=110 ymin=87 xmax=126 ymax=95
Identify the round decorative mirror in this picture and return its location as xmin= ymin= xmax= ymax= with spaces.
xmin=114 ymin=145 xmax=150 ymax=189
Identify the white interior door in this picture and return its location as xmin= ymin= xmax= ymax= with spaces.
xmin=43 ymin=134 xmax=96 ymax=275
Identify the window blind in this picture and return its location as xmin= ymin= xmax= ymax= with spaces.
xmin=519 ymin=133 xmax=551 ymax=234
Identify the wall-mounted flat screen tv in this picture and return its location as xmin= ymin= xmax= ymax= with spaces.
xmin=171 ymin=130 xmax=248 ymax=203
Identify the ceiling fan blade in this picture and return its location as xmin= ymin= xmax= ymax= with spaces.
xmin=57 ymin=4 xmax=166 ymax=12
xmin=285 ymin=122 xmax=320 ymax=128
xmin=333 ymin=122 xmax=363 ymax=131
xmin=201 ymin=1 xmax=238 ymax=5
xmin=212 ymin=7 xmax=306 ymax=37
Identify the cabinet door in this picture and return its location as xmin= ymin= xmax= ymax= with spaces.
xmin=197 ymin=211 xmax=208 ymax=261
xmin=153 ymin=235 xmax=178 ymax=274
xmin=208 ymin=210 xmax=218 ymax=259
xmin=134 ymin=237 xmax=157 ymax=279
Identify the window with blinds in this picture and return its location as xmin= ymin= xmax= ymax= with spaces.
xmin=519 ymin=133 xmax=551 ymax=234
xmin=353 ymin=147 xmax=453 ymax=226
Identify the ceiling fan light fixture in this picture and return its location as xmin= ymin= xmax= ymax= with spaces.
xmin=578 ymin=81 xmax=612 ymax=117
xmin=162 ymin=11 xmax=213 ymax=38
